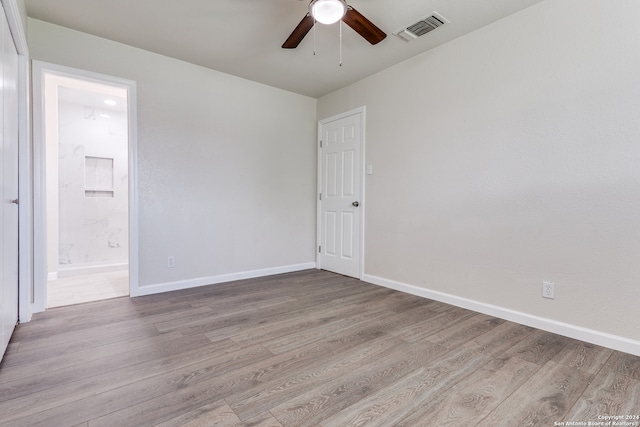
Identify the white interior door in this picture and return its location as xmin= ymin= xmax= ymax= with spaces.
xmin=318 ymin=108 xmax=364 ymax=278
xmin=0 ymin=2 xmax=20 ymax=360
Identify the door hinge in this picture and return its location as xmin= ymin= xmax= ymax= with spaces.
xmin=319 ymin=140 xmax=323 ymax=148
xmin=319 ymin=193 xmax=322 ymax=201
xmin=318 ymin=245 xmax=321 ymax=253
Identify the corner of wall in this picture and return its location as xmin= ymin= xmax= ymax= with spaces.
xmin=135 ymin=262 xmax=317 ymax=297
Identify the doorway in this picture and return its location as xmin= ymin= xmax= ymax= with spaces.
xmin=32 ymin=62 xmax=139 ymax=311
xmin=317 ymin=107 xmax=365 ymax=279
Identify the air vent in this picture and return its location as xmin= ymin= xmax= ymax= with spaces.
xmin=394 ymin=12 xmax=448 ymax=42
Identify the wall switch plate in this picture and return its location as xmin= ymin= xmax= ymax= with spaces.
xmin=168 ymin=256 xmax=175 ymax=268
xmin=542 ymin=281 xmax=554 ymax=299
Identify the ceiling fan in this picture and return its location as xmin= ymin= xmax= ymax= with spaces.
xmin=282 ymin=0 xmax=387 ymax=49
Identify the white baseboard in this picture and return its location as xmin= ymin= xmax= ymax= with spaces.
xmin=58 ymin=261 xmax=129 ymax=278
xmin=134 ymin=262 xmax=317 ymax=297
xmin=363 ymin=274 xmax=640 ymax=357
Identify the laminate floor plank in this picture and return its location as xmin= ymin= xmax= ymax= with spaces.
xmin=91 ymin=335 xmax=373 ymax=426
xmin=1 ymin=269 xmax=638 ymax=427
xmin=258 ymin=305 xmax=396 ymax=355
xmin=389 ymin=304 xmax=477 ymax=343
xmin=563 ymin=363 xmax=640 ymax=423
xmin=605 ymin=351 xmax=640 ymax=381
xmin=476 ymin=360 xmax=593 ymax=426
xmin=268 ymin=339 xmax=451 ymax=426
xmin=316 ymin=343 xmax=498 ymax=427
xmin=502 ymin=328 xmax=575 ymax=366
xmin=233 ymin=412 xmax=283 ymax=427
xmin=11 ymin=316 xmax=161 ymax=354
xmin=4 ymin=344 xmax=273 ymax=426
xmin=89 ymin=391 xmax=241 ymax=427
xmin=154 ymin=296 xmax=297 ymax=333
xmin=208 ymin=290 xmax=392 ymax=343
xmin=462 ymin=321 xmax=535 ymax=358
xmin=135 ymin=303 xmax=214 ymax=326
xmin=228 ymin=334 xmax=406 ymax=421
xmin=14 ymin=296 xmax=169 ymax=336
xmin=550 ymin=340 xmax=614 ymax=375
xmin=260 ymin=301 xmax=438 ymax=356
xmin=202 ymin=288 xmax=401 ymax=349
xmin=154 ymin=400 xmax=242 ymax=427
xmin=393 ymin=356 xmax=539 ymax=427
xmin=425 ymin=313 xmax=505 ymax=350
xmin=227 ymin=292 xmax=398 ymax=349
xmin=167 ymin=274 xmax=360 ymax=309
xmin=1 ymin=322 xmax=163 ymax=371
xmin=0 ymin=332 xmax=213 ymax=400
xmin=172 ymin=283 xmax=380 ymax=339
xmin=176 ymin=305 xmax=308 ymax=341
xmin=1 ymin=305 xmax=213 ymax=371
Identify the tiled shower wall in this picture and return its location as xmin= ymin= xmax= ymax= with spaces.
xmin=57 ymin=99 xmax=128 ymax=273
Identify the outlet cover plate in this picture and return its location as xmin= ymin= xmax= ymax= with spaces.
xmin=542 ymin=281 xmax=555 ymax=299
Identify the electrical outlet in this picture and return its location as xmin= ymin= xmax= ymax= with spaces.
xmin=542 ymin=281 xmax=555 ymax=299
xmin=168 ymin=256 xmax=175 ymax=268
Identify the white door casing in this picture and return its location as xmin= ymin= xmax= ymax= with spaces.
xmin=32 ymin=61 xmax=139 ymax=312
xmin=0 ymin=2 xmax=19 ymax=359
xmin=317 ymin=107 xmax=365 ymax=279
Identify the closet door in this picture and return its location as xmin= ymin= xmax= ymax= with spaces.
xmin=0 ymin=2 xmax=19 ymax=360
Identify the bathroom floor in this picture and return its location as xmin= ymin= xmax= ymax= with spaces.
xmin=47 ymin=270 xmax=129 ymax=308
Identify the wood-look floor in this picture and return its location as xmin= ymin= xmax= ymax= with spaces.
xmin=1 ymin=270 xmax=639 ymax=426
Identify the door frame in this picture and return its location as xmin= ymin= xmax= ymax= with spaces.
xmin=316 ymin=106 xmax=366 ymax=279
xmin=2 ymin=0 xmax=31 ymax=324
xmin=31 ymin=61 xmax=139 ymax=313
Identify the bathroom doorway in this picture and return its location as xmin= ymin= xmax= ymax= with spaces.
xmin=41 ymin=70 xmax=131 ymax=307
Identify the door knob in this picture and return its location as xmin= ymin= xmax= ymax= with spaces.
xmin=352 ymin=201 xmax=359 ymax=207
xmin=10 ymin=199 xmax=18 ymax=205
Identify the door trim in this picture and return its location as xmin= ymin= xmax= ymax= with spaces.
xmin=31 ymin=61 xmax=139 ymax=313
xmin=316 ymin=106 xmax=366 ymax=279
xmin=2 ymin=0 xmax=32 ymax=323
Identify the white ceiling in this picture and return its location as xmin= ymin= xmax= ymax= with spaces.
xmin=25 ymin=0 xmax=545 ymax=98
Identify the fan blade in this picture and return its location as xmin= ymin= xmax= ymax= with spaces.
xmin=342 ymin=7 xmax=386 ymax=45
xmin=282 ymin=14 xmax=314 ymax=49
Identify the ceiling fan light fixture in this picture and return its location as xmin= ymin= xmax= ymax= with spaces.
xmin=309 ymin=0 xmax=347 ymax=25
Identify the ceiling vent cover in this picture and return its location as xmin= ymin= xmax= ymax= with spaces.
xmin=394 ymin=12 xmax=448 ymax=42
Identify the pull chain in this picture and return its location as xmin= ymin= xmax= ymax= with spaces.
xmin=339 ymin=20 xmax=343 ymax=66
xmin=313 ymin=18 xmax=317 ymax=55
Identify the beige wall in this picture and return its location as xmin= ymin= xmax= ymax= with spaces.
xmin=319 ymin=0 xmax=640 ymax=343
xmin=28 ymin=19 xmax=318 ymax=292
